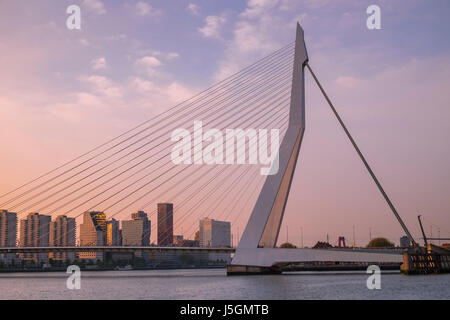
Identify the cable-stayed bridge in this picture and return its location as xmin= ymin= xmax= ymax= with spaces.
xmin=0 ymin=23 xmax=413 ymax=274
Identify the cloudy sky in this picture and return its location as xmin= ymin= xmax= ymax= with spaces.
xmin=0 ymin=0 xmax=449 ymax=246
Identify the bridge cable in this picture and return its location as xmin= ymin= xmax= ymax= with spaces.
xmin=0 ymin=42 xmax=294 ymax=201
xmin=166 ymin=112 xmax=289 ymax=238
xmin=40 ymin=107 xmax=289 ymax=246
xmin=7 ymin=53 xmax=294 ymax=213
xmin=0 ymin=44 xmax=294 ymax=208
xmin=306 ymin=63 xmax=417 ymax=246
xmin=102 ymin=95 xmax=291 ymax=217
xmin=52 ymin=75 xmax=292 ymax=218
xmin=35 ymin=90 xmax=291 ymax=245
xmin=3 ymin=49 xmax=294 ymax=210
xmin=141 ymin=111 xmax=289 ymax=243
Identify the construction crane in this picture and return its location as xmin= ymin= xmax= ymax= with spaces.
xmin=418 ymin=215 xmax=428 ymax=247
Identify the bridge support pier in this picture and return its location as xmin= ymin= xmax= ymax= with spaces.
xmin=226 ymin=264 xmax=281 ymax=276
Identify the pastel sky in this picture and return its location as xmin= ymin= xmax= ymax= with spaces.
xmin=0 ymin=0 xmax=449 ymax=246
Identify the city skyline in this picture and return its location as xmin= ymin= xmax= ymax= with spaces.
xmin=0 ymin=204 xmax=427 ymax=249
xmin=0 ymin=0 xmax=449 ymax=248
xmin=0 ymin=205 xmax=235 ymax=257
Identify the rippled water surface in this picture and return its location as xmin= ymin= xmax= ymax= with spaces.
xmin=0 ymin=269 xmax=449 ymax=300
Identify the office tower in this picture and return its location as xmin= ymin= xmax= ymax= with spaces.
xmin=106 ymin=218 xmax=121 ymax=246
xmin=157 ymin=203 xmax=173 ymax=246
xmin=131 ymin=210 xmax=148 ymax=221
xmin=19 ymin=212 xmax=51 ymax=263
xmin=199 ymin=218 xmax=231 ymax=247
xmin=79 ymin=211 xmax=106 ymax=260
xmin=122 ymin=211 xmax=150 ymax=246
xmin=0 ymin=210 xmax=17 ymax=265
xmin=49 ymin=215 xmax=76 ymax=262
xmin=0 ymin=210 xmax=17 ymax=247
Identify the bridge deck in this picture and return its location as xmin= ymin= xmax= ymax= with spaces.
xmin=0 ymin=246 xmax=403 ymax=258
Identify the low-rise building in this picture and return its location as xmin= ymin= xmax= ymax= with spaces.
xmin=199 ymin=218 xmax=231 ymax=247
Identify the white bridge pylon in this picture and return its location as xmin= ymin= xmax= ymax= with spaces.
xmin=229 ymin=23 xmax=403 ymax=274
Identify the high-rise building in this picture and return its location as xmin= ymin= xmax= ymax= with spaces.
xmin=131 ymin=210 xmax=148 ymax=221
xmin=79 ymin=211 xmax=106 ymax=260
xmin=0 ymin=210 xmax=17 ymax=247
xmin=0 ymin=210 xmax=17 ymax=264
xmin=106 ymin=218 xmax=121 ymax=246
xmin=122 ymin=211 xmax=150 ymax=246
xmin=48 ymin=215 xmax=76 ymax=262
xmin=199 ymin=218 xmax=231 ymax=247
xmin=157 ymin=203 xmax=173 ymax=246
xmin=19 ymin=212 xmax=51 ymax=263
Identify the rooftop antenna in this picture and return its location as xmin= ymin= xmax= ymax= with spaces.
xmin=300 ymin=227 xmax=303 ymax=248
xmin=352 ymin=225 xmax=356 ymax=247
xmin=430 ymin=226 xmax=433 ymax=245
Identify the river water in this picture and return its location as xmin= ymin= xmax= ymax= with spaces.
xmin=0 ymin=269 xmax=448 ymax=300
